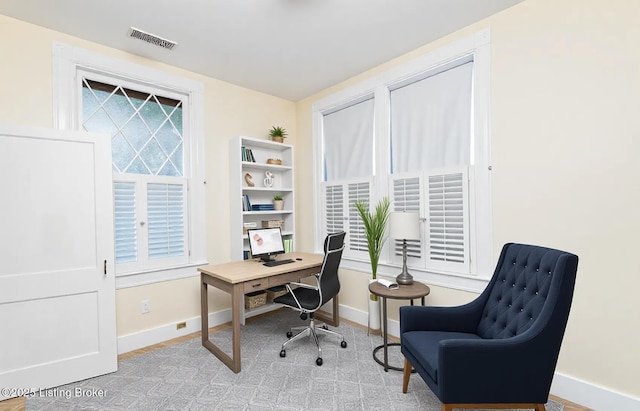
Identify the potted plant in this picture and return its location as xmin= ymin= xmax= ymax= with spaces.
xmin=355 ymin=197 xmax=390 ymax=334
xmin=269 ymin=126 xmax=287 ymax=143
xmin=273 ymin=195 xmax=284 ymax=210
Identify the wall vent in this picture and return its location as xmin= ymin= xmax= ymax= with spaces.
xmin=129 ymin=27 xmax=177 ymax=50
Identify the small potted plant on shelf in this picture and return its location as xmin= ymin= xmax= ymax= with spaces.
xmin=269 ymin=126 xmax=287 ymax=143
xmin=273 ymin=195 xmax=284 ymax=210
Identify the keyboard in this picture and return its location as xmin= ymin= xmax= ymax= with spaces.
xmin=263 ymin=259 xmax=295 ymax=267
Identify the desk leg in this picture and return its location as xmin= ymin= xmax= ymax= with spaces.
xmin=231 ymin=284 xmax=243 ymax=372
xmin=200 ymin=276 xmax=243 ymax=373
xmin=201 ymin=274 xmax=209 ymax=346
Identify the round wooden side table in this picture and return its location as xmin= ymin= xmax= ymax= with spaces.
xmin=368 ymin=280 xmax=431 ymax=372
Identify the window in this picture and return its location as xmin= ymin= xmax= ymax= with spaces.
xmin=82 ymin=78 xmax=188 ymax=273
xmin=313 ymin=30 xmax=493 ymax=290
xmin=54 ymin=43 xmax=206 ymax=288
xmin=320 ymin=97 xmax=375 ymax=260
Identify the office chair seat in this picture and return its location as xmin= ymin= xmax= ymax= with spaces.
xmin=273 ymin=231 xmax=347 ymax=366
xmin=273 ymin=288 xmax=320 ymax=311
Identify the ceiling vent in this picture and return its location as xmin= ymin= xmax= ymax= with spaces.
xmin=129 ymin=27 xmax=177 ymax=50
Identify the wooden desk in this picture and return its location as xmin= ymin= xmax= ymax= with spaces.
xmin=199 ymin=251 xmax=339 ymax=373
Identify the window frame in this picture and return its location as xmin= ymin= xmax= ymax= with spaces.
xmin=312 ymin=30 xmax=493 ymax=292
xmin=53 ymin=42 xmax=207 ymax=289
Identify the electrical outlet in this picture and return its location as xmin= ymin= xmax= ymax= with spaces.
xmin=141 ymin=300 xmax=150 ymax=314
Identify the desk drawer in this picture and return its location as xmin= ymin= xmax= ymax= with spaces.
xmin=269 ymin=271 xmax=310 ymax=287
xmin=244 ymin=279 xmax=268 ymax=293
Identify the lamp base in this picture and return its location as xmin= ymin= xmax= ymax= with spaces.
xmin=396 ymin=240 xmax=414 ymax=285
xmin=396 ymin=271 xmax=414 ymax=285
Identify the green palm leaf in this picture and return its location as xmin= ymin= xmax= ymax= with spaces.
xmin=354 ymin=197 xmax=390 ymax=280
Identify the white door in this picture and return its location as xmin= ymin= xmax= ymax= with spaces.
xmin=0 ymin=125 xmax=116 ymax=398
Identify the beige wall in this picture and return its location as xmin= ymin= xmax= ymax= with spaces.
xmin=2 ymin=0 xmax=639 ymax=402
xmin=295 ymin=0 xmax=640 ymax=400
xmin=0 ymin=15 xmax=297 ymax=337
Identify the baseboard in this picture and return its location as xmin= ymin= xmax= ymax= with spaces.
xmin=117 ymin=309 xmax=231 ymax=354
xmin=550 ymin=372 xmax=640 ymax=411
xmin=117 ymin=304 xmax=640 ymax=411
xmin=117 ymin=305 xmax=281 ymax=354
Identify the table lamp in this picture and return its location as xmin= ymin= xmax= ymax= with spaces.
xmin=389 ymin=212 xmax=420 ymax=285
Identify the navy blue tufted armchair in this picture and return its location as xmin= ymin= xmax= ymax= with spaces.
xmin=400 ymin=243 xmax=578 ymax=411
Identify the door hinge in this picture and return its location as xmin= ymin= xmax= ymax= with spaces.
xmin=104 ymin=259 xmax=107 ymax=275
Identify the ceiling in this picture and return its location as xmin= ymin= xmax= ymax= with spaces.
xmin=0 ymin=0 xmax=525 ymax=101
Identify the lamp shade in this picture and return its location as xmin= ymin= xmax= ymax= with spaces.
xmin=389 ymin=212 xmax=420 ymax=240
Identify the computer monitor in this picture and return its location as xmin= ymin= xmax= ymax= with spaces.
xmin=247 ymin=227 xmax=285 ymax=262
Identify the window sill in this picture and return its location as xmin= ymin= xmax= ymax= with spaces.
xmin=339 ymin=257 xmax=489 ymax=294
xmin=115 ymin=261 xmax=209 ymax=289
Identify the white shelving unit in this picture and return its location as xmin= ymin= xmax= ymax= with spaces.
xmin=229 ymin=136 xmax=295 ymax=260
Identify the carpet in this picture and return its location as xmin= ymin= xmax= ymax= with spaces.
xmin=26 ymin=310 xmax=563 ymax=410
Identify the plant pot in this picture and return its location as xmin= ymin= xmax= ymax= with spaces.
xmin=368 ymin=279 xmax=381 ymax=335
xmin=272 ymin=137 xmax=284 ymax=143
xmin=273 ymin=200 xmax=284 ymax=210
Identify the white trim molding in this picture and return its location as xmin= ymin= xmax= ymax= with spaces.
xmin=52 ymin=42 xmax=207 ymax=288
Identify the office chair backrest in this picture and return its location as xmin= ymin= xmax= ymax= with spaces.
xmin=318 ymin=231 xmax=346 ymax=306
xmin=476 ymin=243 xmax=578 ymax=340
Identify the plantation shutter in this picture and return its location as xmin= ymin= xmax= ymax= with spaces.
xmin=147 ymin=182 xmax=186 ymax=260
xmin=324 ymin=184 xmax=345 ymax=234
xmin=426 ymin=168 xmax=470 ymax=273
xmin=347 ymin=181 xmax=371 ymax=257
xmin=113 ymin=182 xmax=137 ymax=264
xmin=390 ymin=175 xmax=424 ymax=265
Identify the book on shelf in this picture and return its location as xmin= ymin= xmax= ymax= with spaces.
xmin=242 ymin=194 xmax=252 ymax=211
xmin=283 ymin=238 xmax=293 ymax=253
xmin=241 ymin=146 xmax=256 ymax=162
xmin=251 ymin=204 xmax=275 ymax=211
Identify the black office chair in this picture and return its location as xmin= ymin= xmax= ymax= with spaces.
xmin=273 ymin=231 xmax=347 ymax=366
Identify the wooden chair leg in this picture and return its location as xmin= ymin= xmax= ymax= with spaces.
xmin=402 ymin=357 xmax=412 ymax=393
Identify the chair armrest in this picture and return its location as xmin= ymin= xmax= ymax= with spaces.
xmin=287 ymin=282 xmax=317 ymax=290
xmin=400 ymin=302 xmax=483 ymax=334
xmin=436 ymin=334 xmax=556 ymax=403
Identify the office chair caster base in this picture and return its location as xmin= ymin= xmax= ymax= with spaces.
xmin=316 ymin=357 xmax=323 ymax=366
xmin=280 ymin=349 xmax=286 ymax=358
xmin=341 ymin=340 xmax=347 ymax=348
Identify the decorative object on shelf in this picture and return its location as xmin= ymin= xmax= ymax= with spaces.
xmin=244 ymin=172 xmax=255 ymax=187
xmin=263 ymin=171 xmax=274 ymax=188
xmin=262 ymin=219 xmax=284 ymax=228
xmin=268 ymin=126 xmax=287 ymax=143
xmin=389 ymin=212 xmax=420 ymax=285
xmin=266 ymin=158 xmax=282 ymax=165
xmin=243 ymin=221 xmax=258 ymax=234
xmin=354 ymin=197 xmax=391 ymax=335
xmin=273 ymin=195 xmax=284 ymax=210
